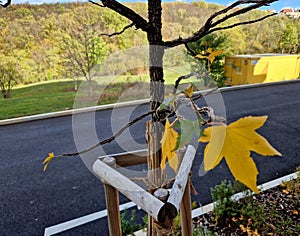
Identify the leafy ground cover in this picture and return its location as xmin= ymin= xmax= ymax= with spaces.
xmin=193 ymin=170 xmax=300 ymax=236
xmin=119 ymin=171 xmax=299 ymax=235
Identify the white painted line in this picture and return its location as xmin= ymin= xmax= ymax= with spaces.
xmin=44 ymin=201 xmax=136 ymax=236
xmin=2 ymin=79 xmax=299 ymax=126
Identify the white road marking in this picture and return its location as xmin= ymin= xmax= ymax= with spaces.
xmin=44 ymin=201 xmax=136 ymax=236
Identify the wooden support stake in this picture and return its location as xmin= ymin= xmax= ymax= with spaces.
xmin=93 ymin=158 xmax=164 ymax=219
xmin=180 ymin=174 xmax=192 ymax=236
xmin=105 ymin=149 xmax=148 ymax=167
xmin=167 ymin=145 xmax=196 ymax=211
xmin=102 ymin=157 xmax=121 ymax=236
xmin=154 ymin=188 xmax=170 ymax=236
xmin=146 ymin=121 xmax=164 ymax=236
xmin=156 ymin=145 xmax=196 ymax=228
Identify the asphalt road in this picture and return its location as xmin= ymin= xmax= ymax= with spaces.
xmin=1 ymin=81 xmax=300 ymax=235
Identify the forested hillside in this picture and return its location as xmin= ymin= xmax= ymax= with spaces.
xmin=0 ymin=2 xmax=299 ymax=85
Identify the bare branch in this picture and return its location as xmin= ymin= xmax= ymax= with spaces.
xmin=173 ymin=72 xmax=201 ymax=94
xmin=164 ymin=0 xmax=278 ymax=47
xmin=61 ymin=110 xmax=155 ymax=157
xmin=208 ymin=12 xmax=277 ymax=34
xmin=184 ymin=43 xmax=197 ymax=56
xmin=45 ymin=85 xmax=219 ymax=165
xmin=89 ymin=0 xmax=151 ymax=33
xmin=89 ymin=0 xmax=105 ymax=7
xmin=0 ymin=0 xmax=11 ymax=7
xmin=205 ymin=0 xmax=273 ymax=26
xmin=101 ymin=23 xmax=135 ymax=37
xmin=209 ymin=0 xmax=277 ymax=29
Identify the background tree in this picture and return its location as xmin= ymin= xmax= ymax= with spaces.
xmin=279 ymin=22 xmax=299 ymax=53
xmin=58 ymin=7 xmax=110 ymax=96
xmin=186 ymin=33 xmax=229 ymax=87
xmin=1 ymin=2 xmax=299 ymax=85
xmin=0 ymin=56 xmax=21 ymax=98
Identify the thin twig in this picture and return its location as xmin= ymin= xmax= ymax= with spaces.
xmin=91 ymin=0 xmax=151 ymax=33
xmin=101 ymin=23 xmax=135 ymax=37
xmin=89 ymin=0 xmax=105 ymax=7
xmin=173 ymin=72 xmax=201 ymax=94
xmin=192 ymin=87 xmax=219 ymax=101
xmin=208 ymin=13 xmax=278 ymax=34
xmin=184 ymin=43 xmax=197 ymax=57
xmin=58 ymin=110 xmax=155 ymax=158
xmin=48 ymin=86 xmax=217 ymax=161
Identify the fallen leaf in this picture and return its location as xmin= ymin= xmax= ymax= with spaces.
xmin=161 ymin=119 xmax=179 ymax=171
xmin=253 ymin=228 xmax=259 ymax=236
xmin=292 ymin=209 xmax=298 ymax=215
xmin=199 ymin=116 xmax=281 ymax=193
xmin=43 ymin=152 xmax=55 ymax=172
xmin=240 ymin=224 xmax=247 ymax=232
xmin=282 ymin=189 xmax=290 ymax=194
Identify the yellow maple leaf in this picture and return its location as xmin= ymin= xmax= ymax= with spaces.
xmin=161 ymin=119 xmax=179 ymax=171
xmin=206 ymin=47 xmax=213 ymax=54
xmin=183 ymin=84 xmax=194 ymax=98
xmin=199 ymin=116 xmax=281 ymax=193
xmin=43 ymin=152 xmax=55 ymax=172
xmin=207 ymin=50 xmax=223 ymax=63
xmin=195 ymin=54 xmax=207 ymax=60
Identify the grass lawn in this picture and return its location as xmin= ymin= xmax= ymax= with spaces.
xmin=0 ymin=80 xmax=79 ymax=120
xmin=0 ymin=69 xmax=202 ymax=120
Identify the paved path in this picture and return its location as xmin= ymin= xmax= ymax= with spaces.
xmin=1 ymin=81 xmax=300 ymax=235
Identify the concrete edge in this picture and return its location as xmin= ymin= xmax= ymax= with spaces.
xmin=0 ymin=99 xmax=149 ymax=126
xmin=1 ymin=79 xmax=299 ymax=126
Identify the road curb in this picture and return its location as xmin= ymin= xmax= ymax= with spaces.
xmin=0 ymin=99 xmax=149 ymax=126
xmin=133 ymin=171 xmax=299 ymax=236
xmin=1 ymin=79 xmax=299 ymax=126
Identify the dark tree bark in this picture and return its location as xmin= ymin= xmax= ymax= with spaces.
xmin=147 ymin=0 xmax=165 ymax=118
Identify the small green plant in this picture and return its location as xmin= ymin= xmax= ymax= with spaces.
xmin=210 ymin=180 xmax=241 ymax=224
xmin=193 ymin=225 xmax=214 ymax=236
xmin=120 ymin=209 xmax=144 ymax=236
xmin=210 ymin=180 xmax=267 ymax=233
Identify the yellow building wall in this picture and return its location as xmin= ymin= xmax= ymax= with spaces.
xmin=224 ymin=54 xmax=300 ymax=85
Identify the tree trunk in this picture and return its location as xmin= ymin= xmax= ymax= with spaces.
xmin=147 ymin=0 xmax=165 ymax=181
xmin=88 ymin=79 xmax=93 ymax=97
xmin=147 ymin=1 xmax=167 ymax=235
xmin=148 ymin=0 xmax=165 ymax=113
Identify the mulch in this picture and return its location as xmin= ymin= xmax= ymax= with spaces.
xmin=193 ymin=183 xmax=300 ymax=236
